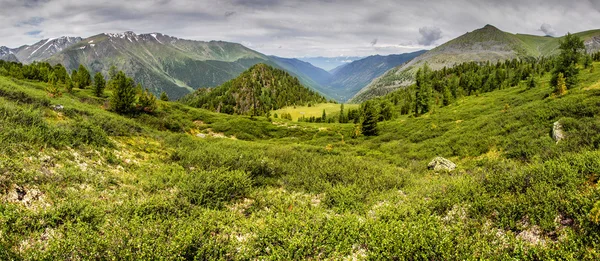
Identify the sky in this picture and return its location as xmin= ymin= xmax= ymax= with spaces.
xmin=1 ymin=0 xmax=599 ymax=58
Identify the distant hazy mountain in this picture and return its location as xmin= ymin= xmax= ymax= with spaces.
xmin=326 ymin=50 xmax=426 ymax=101
xmin=269 ymin=56 xmax=332 ymax=94
xmin=351 ymin=25 xmax=600 ymax=102
xmin=298 ymin=56 xmax=364 ymax=71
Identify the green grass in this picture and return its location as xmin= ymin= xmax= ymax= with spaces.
xmin=272 ymin=103 xmax=359 ymax=121
xmin=1 ymin=64 xmax=600 ymax=259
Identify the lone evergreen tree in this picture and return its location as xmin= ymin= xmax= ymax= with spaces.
xmin=110 ymin=71 xmax=136 ymax=114
xmin=339 ymin=104 xmax=346 ymax=123
xmin=322 ymin=109 xmax=327 ymax=122
xmin=361 ymin=100 xmax=379 ymax=136
xmin=77 ymin=65 xmax=91 ymax=89
xmin=71 ymin=70 xmax=79 ymax=89
xmin=552 ymin=33 xmax=585 ymax=89
xmin=415 ymin=64 xmax=432 ymax=116
xmin=93 ymin=72 xmax=106 ymax=97
xmin=160 ymin=91 xmax=169 ymax=101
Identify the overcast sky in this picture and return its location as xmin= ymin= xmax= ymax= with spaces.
xmin=1 ymin=0 xmax=599 ymax=57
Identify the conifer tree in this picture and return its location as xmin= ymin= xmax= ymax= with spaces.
xmin=71 ymin=70 xmax=79 ymax=89
xmin=339 ymin=104 xmax=346 ymax=123
xmin=361 ymin=100 xmax=379 ymax=136
xmin=77 ymin=65 xmax=91 ymax=88
xmin=65 ymin=76 xmax=74 ymax=93
xmin=322 ymin=109 xmax=327 ymax=122
xmin=555 ymin=72 xmax=567 ymax=96
xmin=110 ymin=71 xmax=136 ymax=114
xmin=93 ymin=72 xmax=106 ymax=97
xmin=552 ymin=33 xmax=584 ymax=89
xmin=160 ymin=91 xmax=169 ymax=101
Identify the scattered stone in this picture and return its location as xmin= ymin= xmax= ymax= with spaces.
xmin=427 ymin=157 xmax=456 ymax=172
xmin=51 ymin=104 xmax=64 ymax=111
xmin=552 ymin=121 xmax=565 ymax=143
xmin=196 ymin=133 xmax=206 ymax=138
xmin=517 ymin=226 xmax=545 ymax=246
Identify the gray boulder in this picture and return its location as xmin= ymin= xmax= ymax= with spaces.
xmin=552 ymin=121 xmax=565 ymax=143
xmin=428 ymin=157 xmax=456 ymax=172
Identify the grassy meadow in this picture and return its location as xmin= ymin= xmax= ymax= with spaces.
xmin=272 ymin=103 xmax=359 ymax=121
xmin=1 ymin=63 xmax=600 ymax=259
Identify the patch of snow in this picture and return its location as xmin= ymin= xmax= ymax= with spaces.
xmin=88 ymin=40 xmax=94 ymax=43
xmin=90 ymin=44 xmax=95 ymax=47
xmin=29 ymin=38 xmax=53 ymax=57
xmin=78 ymin=46 xmax=86 ymax=50
xmin=150 ymin=33 xmax=163 ymax=44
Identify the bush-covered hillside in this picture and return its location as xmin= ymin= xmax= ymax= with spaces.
xmin=1 ymin=55 xmax=600 ymax=259
xmin=181 ymin=63 xmax=327 ymax=116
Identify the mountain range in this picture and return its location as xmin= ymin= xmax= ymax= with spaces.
xmin=351 ymin=25 xmax=600 ymax=102
xmin=298 ymin=56 xmax=364 ymax=71
xmin=2 ymin=24 xmax=600 ymax=103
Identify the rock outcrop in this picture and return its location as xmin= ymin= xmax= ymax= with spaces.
xmin=427 ymin=157 xmax=456 ymax=172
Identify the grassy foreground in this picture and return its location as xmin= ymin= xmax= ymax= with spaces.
xmin=1 ymin=64 xmax=600 ymax=259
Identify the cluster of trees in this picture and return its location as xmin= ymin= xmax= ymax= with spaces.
xmin=274 ymin=112 xmax=293 ymax=120
xmin=0 ymin=60 xmax=158 ymax=115
xmin=107 ymin=67 xmax=158 ymax=114
xmin=181 ymin=63 xmax=327 ymax=116
xmin=297 ymin=110 xmax=336 ymax=123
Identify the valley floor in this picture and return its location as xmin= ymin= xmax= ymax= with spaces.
xmin=1 ymin=64 xmax=600 ymax=260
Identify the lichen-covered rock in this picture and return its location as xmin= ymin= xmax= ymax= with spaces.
xmin=427 ymin=157 xmax=456 ymax=172
xmin=552 ymin=121 xmax=565 ymax=143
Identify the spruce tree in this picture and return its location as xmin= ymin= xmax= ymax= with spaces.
xmin=93 ymin=72 xmax=106 ymax=97
xmin=361 ymin=100 xmax=379 ymax=136
xmin=65 ymin=76 xmax=74 ymax=93
xmin=77 ymin=65 xmax=91 ymax=88
xmin=71 ymin=70 xmax=79 ymax=89
xmin=555 ymin=72 xmax=567 ymax=96
xmin=339 ymin=104 xmax=346 ymax=123
xmin=110 ymin=71 xmax=136 ymax=114
xmin=322 ymin=109 xmax=327 ymax=122
xmin=552 ymin=33 xmax=585 ymax=89
xmin=160 ymin=91 xmax=169 ymax=101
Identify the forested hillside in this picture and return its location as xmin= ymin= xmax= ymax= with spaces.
xmin=181 ymin=63 xmax=327 ymax=116
xmin=352 ymin=25 xmax=600 ymax=102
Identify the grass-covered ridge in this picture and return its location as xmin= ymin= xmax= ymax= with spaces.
xmin=1 ymin=61 xmax=600 ymax=259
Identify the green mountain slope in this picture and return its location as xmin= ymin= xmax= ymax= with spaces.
xmin=352 ymin=25 xmax=600 ymax=102
xmin=181 ymin=63 xmax=327 ymax=115
xmin=327 ymin=50 xmax=426 ymax=101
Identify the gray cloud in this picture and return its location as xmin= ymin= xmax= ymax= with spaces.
xmin=370 ymin=38 xmax=378 ymax=46
xmin=0 ymin=0 xmax=599 ymax=57
xmin=418 ymin=26 xmax=442 ymax=46
xmin=540 ymin=23 xmax=556 ymax=36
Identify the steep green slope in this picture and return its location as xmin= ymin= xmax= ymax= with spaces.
xmin=181 ymin=63 xmax=327 ymax=115
xmin=352 ymin=25 xmax=600 ymax=102
xmin=2 ymin=57 xmax=600 ymax=259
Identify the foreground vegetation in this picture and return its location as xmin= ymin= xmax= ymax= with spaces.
xmin=1 ymin=58 xmax=600 ymax=259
